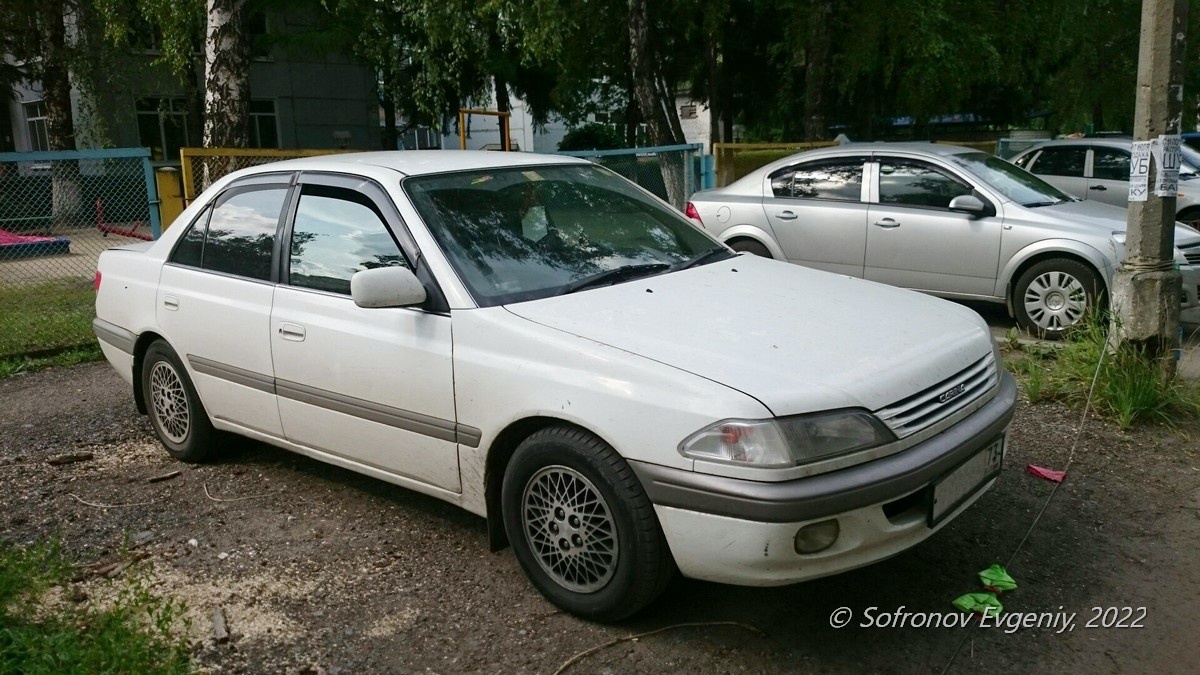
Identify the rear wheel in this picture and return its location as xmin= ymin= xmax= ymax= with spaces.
xmin=1013 ymin=258 xmax=1105 ymax=340
xmin=502 ymin=426 xmax=674 ymax=622
xmin=728 ymin=238 xmax=772 ymax=258
xmin=141 ymin=340 xmax=218 ymax=462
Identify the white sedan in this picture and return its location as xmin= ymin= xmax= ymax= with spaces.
xmin=94 ymin=151 xmax=1015 ymax=621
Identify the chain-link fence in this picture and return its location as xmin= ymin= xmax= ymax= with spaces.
xmin=560 ymin=144 xmax=704 ymax=210
xmin=0 ymin=148 xmax=159 ymax=358
xmin=180 ymin=148 xmax=352 ymax=206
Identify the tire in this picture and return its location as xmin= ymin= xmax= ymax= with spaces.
xmin=1013 ymin=258 xmax=1105 ymax=340
xmin=728 ymin=238 xmax=772 ymax=258
xmin=501 ymin=426 xmax=674 ymax=622
xmin=1176 ymin=206 xmax=1200 ymax=230
xmin=141 ymin=340 xmax=218 ymax=463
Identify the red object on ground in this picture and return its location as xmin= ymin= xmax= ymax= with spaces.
xmin=0 ymin=228 xmax=62 ymax=246
xmin=1026 ymin=464 xmax=1066 ymax=483
xmin=96 ymin=198 xmax=153 ymax=241
xmin=0 ymin=226 xmax=71 ymax=258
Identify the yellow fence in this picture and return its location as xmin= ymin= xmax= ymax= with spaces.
xmin=713 ymin=139 xmax=1000 ymax=187
xmin=179 ymin=148 xmax=353 ymax=205
xmin=713 ymin=142 xmax=838 ymax=187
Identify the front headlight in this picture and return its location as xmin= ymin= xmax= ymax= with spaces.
xmin=678 ymin=410 xmax=896 ymax=468
xmin=1111 ymin=231 xmax=1127 ymax=245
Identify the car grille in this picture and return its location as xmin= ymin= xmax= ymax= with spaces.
xmin=1180 ymin=241 xmax=1200 ymax=266
xmin=875 ymin=354 xmax=998 ymax=439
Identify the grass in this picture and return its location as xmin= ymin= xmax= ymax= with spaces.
xmin=0 ymin=542 xmax=190 ymax=674
xmin=0 ymin=278 xmax=97 ymax=358
xmin=1005 ymin=315 xmax=1200 ymax=428
xmin=0 ymin=343 xmax=104 ymax=379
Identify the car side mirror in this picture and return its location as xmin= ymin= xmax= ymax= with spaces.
xmin=949 ymin=194 xmax=988 ymax=215
xmin=350 ymin=266 xmax=427 ymax=308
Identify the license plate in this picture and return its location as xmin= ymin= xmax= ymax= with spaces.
xmin=929 ymin=436 xmax=1004 ymax=526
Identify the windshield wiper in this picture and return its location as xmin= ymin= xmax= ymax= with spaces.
xmin=668 ymin=247 xmax=735 ymax=272
xmin=558 ymin=263 xmax=671 ymax=295
xmin=1023 ymin=200 xmax=1066 ymax=208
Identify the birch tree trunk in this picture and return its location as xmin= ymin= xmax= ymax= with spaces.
xmin=203 ymin=0 xmax=249 ymax=150
xmin=628 ymin=0 xmax=687 ymax=209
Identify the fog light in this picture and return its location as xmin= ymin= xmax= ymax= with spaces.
xmin=794 ymin=519 xmax=840 ymax=554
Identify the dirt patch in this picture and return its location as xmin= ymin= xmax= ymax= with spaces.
xmin=2 ymin=362 xmax=1199 ymax=673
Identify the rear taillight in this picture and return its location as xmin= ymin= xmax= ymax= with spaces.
xmin=94 ymin=271 xmax=101 ymax=291
xmin=685 ymin=202 xmax=703 ymax=224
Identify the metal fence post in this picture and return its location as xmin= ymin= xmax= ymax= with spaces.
xmin=140 ymin=152 xmax=162 ymax=239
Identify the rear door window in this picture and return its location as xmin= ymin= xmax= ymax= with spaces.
xmin=769 ymin=159 xmax=865 ymax=201
xmin=202 ymin=188 xmax=288 ymax=280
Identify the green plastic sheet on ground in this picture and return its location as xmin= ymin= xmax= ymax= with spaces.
xmin=979 ymin=564 xmax=1018 ymax=592
xmin=953 ymin=592 xmax=1003 ymax=615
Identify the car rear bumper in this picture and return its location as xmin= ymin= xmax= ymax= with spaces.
xmin=630 ymin=371 xmax=1016 ymax=586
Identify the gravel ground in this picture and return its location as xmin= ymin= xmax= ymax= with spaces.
xmin=2 ymin=361 xmax=1198 ymax=674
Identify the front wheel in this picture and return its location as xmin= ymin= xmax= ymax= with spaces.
xmin=501 ymin=427 xmax=674 ymax=622
xmin=1013 ymin=258 xmax=1105 ymax=340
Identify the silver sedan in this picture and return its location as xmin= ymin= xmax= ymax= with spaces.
xmin=687 ymin=142 xmax=1200 ymax=338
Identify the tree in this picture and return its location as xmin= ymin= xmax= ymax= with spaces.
xmin=203 ymin=0 xmax=249 ymax=147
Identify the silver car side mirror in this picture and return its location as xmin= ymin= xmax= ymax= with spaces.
xmin=350 ymin=266 xmax=427 ymax=308
xmin=949 ymin=194 xmax=987 ymax=215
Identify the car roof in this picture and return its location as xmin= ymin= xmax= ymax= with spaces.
xmin=798 ymin=141 xmax=983 ymax=158
xmin=253 ymin=150 xmax=590 ymax=177
xmin=1019 ymin=137 xmax=1133 ymax=153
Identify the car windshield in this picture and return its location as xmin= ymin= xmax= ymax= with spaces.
xmin=1181 ymin=145 xmax=1200 ymax=178
xmin=404 ymin=164 xmax=728 ymax=306
xmin=947 ymin=151 xmax=1074 ymax=206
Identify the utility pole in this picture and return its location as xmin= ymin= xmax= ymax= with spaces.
xmin=1111 ymin=0 xmax=1189 ymax=380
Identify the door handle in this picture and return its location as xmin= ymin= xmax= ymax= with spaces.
xmin=162 ymin=295 xmax=179 ymax=310
xmin=873 ymin=218 xmax=900 ymax=228
xmin=1089 ymin=185 xmax=1107 ymax=191
xmin=278 ymin=323 xmax=306 ymax=341
xmin=775 ymin=210 xmax=799 ymax=221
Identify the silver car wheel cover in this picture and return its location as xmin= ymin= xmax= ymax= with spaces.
xmin=149 ymin=361 xmax=190 ymax=444
xmin=1023 ymin=270 xmax=1088 ymax=332
xmin=522 ymin=465 xmax=618 ymax=593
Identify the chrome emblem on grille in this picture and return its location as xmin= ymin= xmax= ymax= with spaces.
xmin=938 ymin=383 xmax=968 ymax=404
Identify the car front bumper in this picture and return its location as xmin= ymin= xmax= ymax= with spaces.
xmin=630 ymin=371 xmax=1017 ymax=586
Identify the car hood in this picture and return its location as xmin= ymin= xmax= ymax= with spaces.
xmin=1019 ymin=199 xmax=1200 ymax=246
xmin=503 ymin=256 xmax=994 ymax=416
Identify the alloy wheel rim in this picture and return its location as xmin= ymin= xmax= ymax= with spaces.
xmin=149 ymin=361 xmax=190 ymax=444
xmin=1023 ymin=271 xmax=1087 ymax=333
xmin=522 ymin=465 xmax=618 ymax=593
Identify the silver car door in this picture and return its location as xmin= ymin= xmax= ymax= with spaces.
xmin=1087 ymin=146 xmax=1132 ymax=208
xmin=758 ymin=157 xmax=869 ymax=276
xmin=864 ymin=157 xmax=1002 ymax=297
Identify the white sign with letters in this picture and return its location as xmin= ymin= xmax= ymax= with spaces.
xmin=1154 ymin=134 xmax=1181 ymax=197
xmin=1129 ymin=140 xmax=1151 ymax=202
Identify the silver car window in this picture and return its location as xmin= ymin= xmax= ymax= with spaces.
xmin=1092 ymin=148 xmax=1130 ymax=181
xmin=877 ymin=159 xmax=972 ymax=209
xmin=769 ymin=159 xmax=865 ymax=201
xmin=1028 ymin=147 xmax=1086 ymax=177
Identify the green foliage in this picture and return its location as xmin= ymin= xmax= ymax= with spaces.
xmin=0 ymin=279 xmax=98 ymax=359
xmin=558 ymin=123 xmax=625 ymax=151
xmin=1009 ymin=316 xmax=1200 ymax=429
xmin=0 ymin=345 xmax=104 ymax=380
xmin=0 ymin=542 xmax=190 ymax=675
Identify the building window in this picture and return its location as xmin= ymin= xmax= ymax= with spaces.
xmin=137 ymin=97 xmax=189 ymax=161
xmin=249 ymin=99 xmax=279 ymax=148
xmin=24 ymin=100 xmax=49 ymax=151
